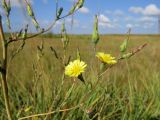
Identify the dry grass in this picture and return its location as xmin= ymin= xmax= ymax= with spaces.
xmin=0 ymin=34 xmax=160 ymax=120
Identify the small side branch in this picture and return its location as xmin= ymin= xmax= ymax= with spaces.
xmin=8 ymin=9 xmax=80 ymax=44
xmin=98 ymin=43 xmax=147 ymax=78
xmin=18 ymin=105 xmax=80 ymax=120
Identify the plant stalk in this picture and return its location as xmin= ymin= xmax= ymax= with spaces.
xmin=0 ymin=15 xmax=12 ymax=120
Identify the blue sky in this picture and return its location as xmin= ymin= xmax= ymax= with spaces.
xmin=0 ymin=0 xmax=160 ymax=34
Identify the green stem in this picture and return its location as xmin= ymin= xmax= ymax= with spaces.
xmin=94 ymin=44 xmax=96 ymax=55
xmin=0 ymin=15 xmax=12 ymax=120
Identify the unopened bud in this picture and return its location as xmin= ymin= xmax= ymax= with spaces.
xmin=2 ymin=0 xmax=7 ymax=11
xmin=69 ymin=0 xmax=84 ymax=14
xmin=92 ymin=15 xmax=99 ymax=45
xmin=121 ymin=53 xmax=133 ymax=59
xmin=69 ymin=6 xmax=76 ymax=14
xmin=61 ymin=22 xmax=69 ymax=49
xmin=57 ymin=7 xmax=63 ymax=19
xmin=77 ymin=0 xmax=84 ymax=9
xmin=27 ymin=5 xmax=34 ymax=17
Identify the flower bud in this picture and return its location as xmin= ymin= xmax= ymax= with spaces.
xmin=2 ymin=0 xmax=7 ymax=12
xmin=121 ymin=53 xmax=133 ymax=59
xmin=92 ymin=15 xmax=99 ymax=45
xmin=61 ymin=22 xmax=69 ymax=50
xmin=27 ymin=5 xmax=34 ymax=17
xmin=77 ymin=0 xmax=84 ymax=9
xmin=57 ymin=7 xmax=63 ymax=19
xmin=69 ymin=5 xmax=77 ymax=14
xmin=69 ymin=0 xmax=84 ymax=14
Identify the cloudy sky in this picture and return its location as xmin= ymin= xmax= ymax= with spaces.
xmin=0 ymin=0 xmax=160 ymax=34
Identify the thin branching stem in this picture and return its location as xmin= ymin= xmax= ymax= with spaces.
xmin=18 ymin=105 xmax=80 ymax=120
xmin=8 ymin=9 xmax=79 ymax=44
xmin=97 ymin=43 xmax=147 ymax=81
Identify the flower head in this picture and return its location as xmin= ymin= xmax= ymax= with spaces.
xmin=65 ymin=59 xmax=87 ymax=77
xmin=96 ymin=52 xmax=117 ymax=65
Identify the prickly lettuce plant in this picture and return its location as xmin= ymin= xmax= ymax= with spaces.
xmin=0 ymin=0 xmax=149 ymax=120
xmin=0 ymin=0 xmax=84 ymax=119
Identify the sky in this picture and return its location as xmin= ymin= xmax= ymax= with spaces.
xmin=0 ymin=0 xmax=160 ymax=34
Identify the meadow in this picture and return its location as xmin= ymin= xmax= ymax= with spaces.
xmin=0 ymin=34 xmax=160 ymax=120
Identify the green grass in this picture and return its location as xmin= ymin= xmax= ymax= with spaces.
xmin=0 ymin=34 xmax=160 ymax=120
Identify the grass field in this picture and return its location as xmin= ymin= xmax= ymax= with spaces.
xmin=0 ymin=34 xmax=160 ymax=120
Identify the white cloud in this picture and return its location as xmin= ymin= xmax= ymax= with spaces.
xmin=143 ymin=4 xmax=160 ymax=16
xmin=98 ymin=14 xmax=119 ymax=28
xmin=99 ymin=22 xmax=110 ymax=28
xmin=126 ymin=24 xmax=133 ymax=29
xmin=129 ymin=7 xmax=143 ymax=14
xmin=129 ymin=4 xmax=160 ymax=16
xmin=53 ymin=21 xmax=62 ymax=28
xmin=139 ymin=16 xmax=156 ymax=22
xmin=125 ymin=16 xmax=156 ymax=29
xmin=98 ymin=14 xmax=110 ymax=23
xmin=79 ymin=7 xmax=89 ymax=14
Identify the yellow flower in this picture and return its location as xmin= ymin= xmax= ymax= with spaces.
xmin=96 ymin=52 xmax=117 ymax=64
xmin=65 ymin=59 xmax=87 ymax=77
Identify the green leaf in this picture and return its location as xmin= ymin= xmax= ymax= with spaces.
xmin=92 ymin=15 xmax=99 ymax=45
